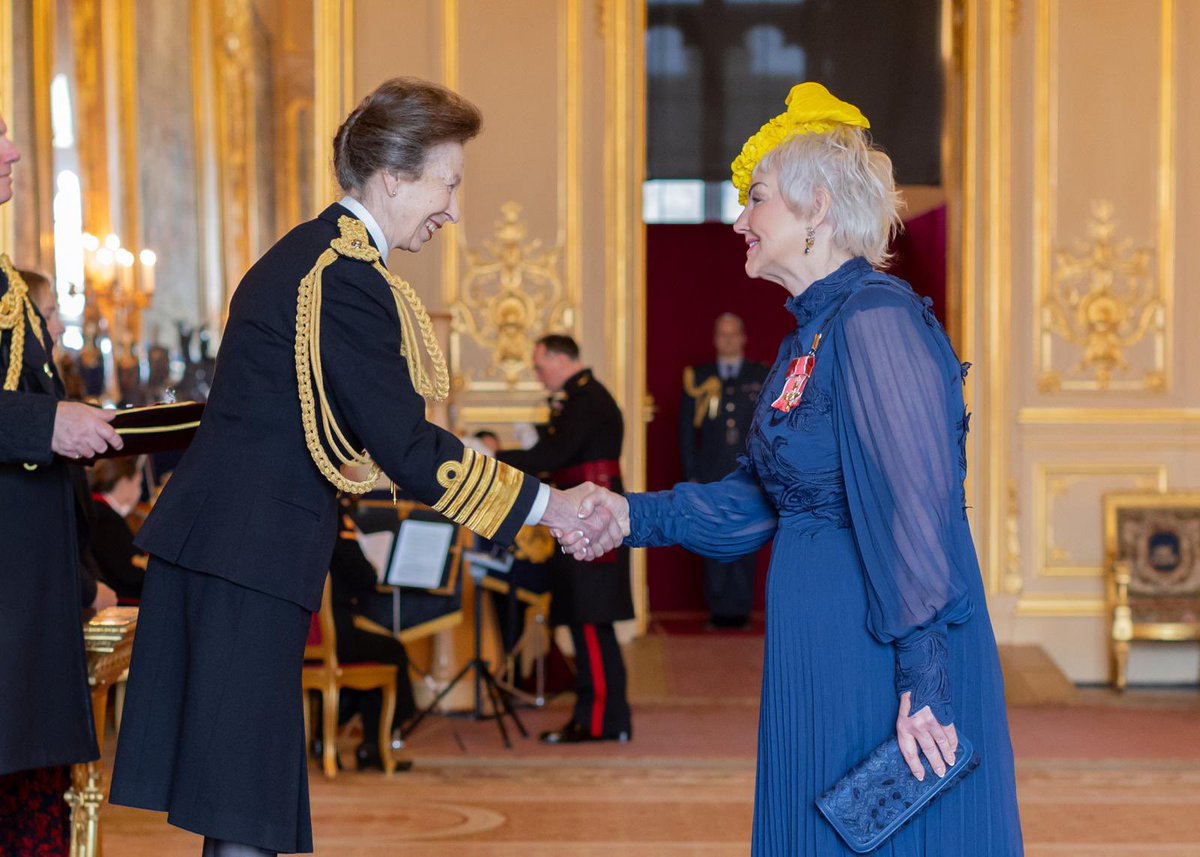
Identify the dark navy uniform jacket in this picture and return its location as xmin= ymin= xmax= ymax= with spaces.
xmin=499 ymin=368 xmax=633 ymax=626
xmin=136 ymin=203 xmax=540 ymax=613
xmin=679 ymin=360 xmax=769 ymax=484
xmin=0 ymin=266 xmax=98 ymax=775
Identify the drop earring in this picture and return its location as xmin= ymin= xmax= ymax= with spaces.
xmin=803 ymin=226 xmax=816 ymax=255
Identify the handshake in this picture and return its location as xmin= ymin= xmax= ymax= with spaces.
xmin=540 ymin=483 xmax=631 ymax=562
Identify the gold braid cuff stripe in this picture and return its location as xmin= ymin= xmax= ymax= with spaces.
xmin=433 ymin=447 xmax=525 ymax=539
xmin=682 ymin=367 xmax=722 ymax=428
xmin=0 ymin=255 xmax=45 ymax=392
xmin=295 ymin=216 xmax=451 ymax=495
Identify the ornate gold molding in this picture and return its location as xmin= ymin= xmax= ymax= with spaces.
xmin=450 ymin=202 xmax=573 ymax=391
xmin=1033 ymin=462 xmax=1167 ymax=579
xmin=1039 ymin=201 xmax=1163 ymax=393
xmin=1032 ymin=0 xmax=1176 ymax=395
xmin=440 ymin=0 xmax=459 ymax=309
xmin=987 ymin=0 xmax=1013 ymax=595
xmin=70 ymin=0 xmax=111 ymax=238
xmin=314 ymin=0 xmax=354 ymax=205
xmin=456 ymin=405 xmax=549 ymax=426
xmin=1004 ymin=478 xmax=1023 ymax=594
xmin=1018 ymin=407 xmax=1200 ymax=425
xmin=1015 ymin=596 xmax=1105 ymax=617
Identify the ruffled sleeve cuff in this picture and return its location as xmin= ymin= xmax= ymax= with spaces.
xmin=895 ymin=628 xmax=955 ymax=725
xmin=626 ymin=491 xmax=689 ymax=549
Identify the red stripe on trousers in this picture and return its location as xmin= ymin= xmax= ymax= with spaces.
xmin=582 ymin=624 xmax=607 ymax=738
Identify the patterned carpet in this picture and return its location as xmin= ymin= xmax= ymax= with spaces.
xmin=100 ymin=633 xmax=1200 ymax=856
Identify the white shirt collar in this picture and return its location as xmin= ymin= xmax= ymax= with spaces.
xmin=337 ymin=196 xmax=389 ymax=268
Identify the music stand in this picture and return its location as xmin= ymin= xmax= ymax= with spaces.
xmin=400 ymin=549 xmax=528 ymax=747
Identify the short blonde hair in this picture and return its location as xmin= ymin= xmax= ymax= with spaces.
xmin=756 ymin=125 xmax=902 ymax=267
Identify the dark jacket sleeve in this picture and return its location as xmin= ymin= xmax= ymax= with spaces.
xmin=497 ymin=399 xmax=591 ymax=476
xmin=90 ymin=506 xmax=145 ymax=595
xmin=0 ymin=391 xmax=57 ymax=465
xmin=318 ymin=258 xmax=539 ymax=544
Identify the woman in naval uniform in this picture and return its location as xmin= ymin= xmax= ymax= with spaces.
xmin=109 ymin=78 xmax=619 ymax=857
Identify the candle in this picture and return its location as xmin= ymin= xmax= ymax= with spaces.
xmin=94 ymin=247 xmax=115 ymax=284
xmin=115 ymin=248 xmax=135 ymax=294
xmin=139 ymin=249 xmax=157 ymax=295
xmin=81 ymin=232 xmax=99 ymax=281
xmin=104 ymin=233 xmax=121 ymax=252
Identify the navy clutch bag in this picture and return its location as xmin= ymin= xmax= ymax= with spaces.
xmin=816 ymin=734 xmax=979 ymax=853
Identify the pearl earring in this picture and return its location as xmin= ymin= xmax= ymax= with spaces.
xmin=804 ymin=226 xmax=816 ymax=255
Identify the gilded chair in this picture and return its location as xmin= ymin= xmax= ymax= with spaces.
xmin=302 ymin=579 xmax=397 ymax=777
xmin=1104 ymin=491 xmax=1200 ymax=691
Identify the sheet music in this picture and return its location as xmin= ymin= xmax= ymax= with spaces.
xmin=358 ymin=531 xmax=395 ymax=582
xmin=385 ymin=519 xmax=455 ymax=588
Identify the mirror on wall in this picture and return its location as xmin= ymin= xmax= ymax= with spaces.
xmin=8 ymin=0 xmax=315 ymax=403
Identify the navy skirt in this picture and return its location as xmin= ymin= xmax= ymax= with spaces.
xmin=109 ymin=557 xmax=313 ymax=853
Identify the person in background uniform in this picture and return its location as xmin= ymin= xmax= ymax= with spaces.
xmin=498 ymin=335 xmax=633 ymax=744
xmin=22 ymin=267 xmax=120 ymax=615
xmin=679 ymin=313 xmax=768 ymax=628
xmin=0 ymin=115 xmax=123 ymax=853
xmin=86 ymin=457 xmax=149 ymax=602
xmin=108 ymin=79 xmax=618 ymax=857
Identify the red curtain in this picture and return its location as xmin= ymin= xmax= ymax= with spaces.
xmin=643 ymin=205 xmax=947 ymax=612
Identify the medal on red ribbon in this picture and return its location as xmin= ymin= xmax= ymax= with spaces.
xmin=771 ymin=333 xmax=823 ymax=413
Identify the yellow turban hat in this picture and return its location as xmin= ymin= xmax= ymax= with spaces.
xmin=730 ymin=82 xmax=870 ymax=205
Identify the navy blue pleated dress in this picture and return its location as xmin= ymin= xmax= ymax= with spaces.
xmin=628 ymin=258 xmax=1023 ymax=856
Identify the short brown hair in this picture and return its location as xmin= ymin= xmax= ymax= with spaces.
xmin=17 ymin=268 xmax=52 ymax=305
xmin=89 ymin=457 xmax=139 ymax=494
xmin=536 ymin=334 xmax=579 ymax=361
xmin=332 ymin=77 xmax=482 ymax=192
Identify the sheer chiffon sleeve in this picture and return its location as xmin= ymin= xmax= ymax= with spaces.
xmin=831 ymin=287 xmax=973 ymax=725
xmin=626 ymin=461 xmax=777 ymax=561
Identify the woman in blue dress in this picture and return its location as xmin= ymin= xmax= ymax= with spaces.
xmin=575 ymin=84 xmax=1024 ymax=855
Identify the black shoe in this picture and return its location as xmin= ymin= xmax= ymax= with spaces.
xmin=310 ymin=738 xmax=344 ymax=771
xmin=538 ymin=721 xmax=631 ymax=745
xmin=355 ymin=743 xmax=414 ymax=772
xmin=708 ymin=614 xmax=750 ymax=629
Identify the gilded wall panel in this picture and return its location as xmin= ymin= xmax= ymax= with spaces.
xmin=450 ymin=0 xmax=579 ymax=399
xmin=1032 ymin=0 xmax=1175 ymax=395
xmin=1032 ymin=462 xmax=1167 ymax=579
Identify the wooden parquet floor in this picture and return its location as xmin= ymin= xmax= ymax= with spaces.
xmin=99 ymin=634 xmax=1200 ymax=856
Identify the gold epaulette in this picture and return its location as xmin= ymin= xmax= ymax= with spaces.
xmin=432 ymin=447 xmax=525 ymax=539
xmin=0 ymin=255 xmax=44 ymax=392
xmin=682 ymin=366 xmax=722 ymax=428
xmin=295 ymin=216 xmax=450 ymax=495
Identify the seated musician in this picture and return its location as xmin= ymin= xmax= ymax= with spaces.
xmin=325 ymin=500 xmax=416 ymax=771
xmin=85 ymin=457 xmax=149 ymax=602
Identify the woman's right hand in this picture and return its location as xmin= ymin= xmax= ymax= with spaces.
xmin=896 ymin=691 xmax=958 ymax=781
xmin=577 ymin=486 xmax=630 ymax=539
